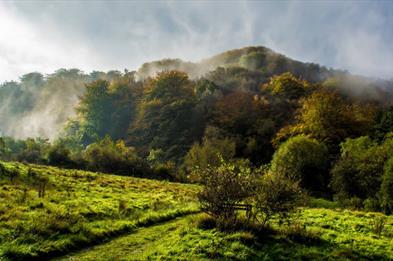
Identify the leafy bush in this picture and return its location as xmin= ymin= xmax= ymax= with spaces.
xmin=262 ymin=72 xmax=309 ymax=99
xmin=331 ymin=136 xmax=393 ymax=206
xmin=307 ymin=198 xmax=339 ymax=209
xmin=254 ymin=173 xmax=303 ymax=226
xmin=46 ymin=142 xmax=74 ymax=167
xmin=334 ymin=196 xmax=364 ymax=210
xmin=364 ymin=198 xmax=381 ymax=212
xmin=83 ymin=136 xmax=146 ymax=176
xmin=380 ymin=156 xmax=393 ymax=214
xmin=184 ymin=135 xmax=236 ymax=182
xmin=197 ymin=158 xmax=254 ymax=225
xmin=270 ymin=135 xmax=329 ymax=195
xmin=16 ymin=138 xmax=49 ymax=164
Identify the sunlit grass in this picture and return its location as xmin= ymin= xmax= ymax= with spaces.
xmin=0 ymin=161 xmax=199 ymax=260
xmin=60 ymin=209 xmax=393 ymax=261
xmin=1 ymin=161 xmax=392 ymax=260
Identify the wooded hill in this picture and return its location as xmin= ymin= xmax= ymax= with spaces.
xmin=2 ymin=46 xmax=393 ymax=212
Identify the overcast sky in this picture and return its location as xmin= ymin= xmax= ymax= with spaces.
xmin=1 ymin=1 xmax=392 ymax=82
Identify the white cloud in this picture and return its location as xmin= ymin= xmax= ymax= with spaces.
xmin=0 ymin=1 xmax=392 ymax=81
xmin=0 ymin=2 xmax=95 ymax=81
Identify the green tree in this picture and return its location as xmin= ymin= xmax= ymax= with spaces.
xmin=262 ymin=72 xmax=310 ymax=99
xmin=129 ymin=71 xmax=199 ymax=161
xmin=67 ymin=74 xmax=142 ymax=145
xmin=184 ymin=134 xmax=236 ymax=182
xmin=46 ymin=142 xmax=73 ymax=167
xmin=211 ymin=91 xmax=276 ymax=163
xmin=75 ymin=79 xmax=112 ymax=144
xmin=380 ymin=156 xmax=393 ymax=214
xmin=107 ymin=76 xmax=142 ymax=140
xmin=270 ymin=135 xmax=329 ymax=195
xmin=372 ymin=106 xmax=393 ymax=142
xmin=17 ymin=138 xmax=49 ymax=164
xmin=331 ymin=136 xmax=389 ymax=202
xmin=197 ymin=157 xmax=254 ymax=225
xmin=254 ymin=172 xmax=303 ymax=226
xmin=83 ymin=136 xmax=143 ymax=176
xmin=275 ymin=90 xmax=374 ymax=151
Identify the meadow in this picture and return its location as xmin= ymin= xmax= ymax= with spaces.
xmin=60 ymin=209 xmax=393 ymax=260
xmin=0 ymin=162 xmax=199 ymax=260
xmin=0 ymin=161 xmax=392 ymax=260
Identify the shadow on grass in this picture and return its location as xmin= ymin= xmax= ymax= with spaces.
xmin=195 ymin=215 xmax=389 ymax=261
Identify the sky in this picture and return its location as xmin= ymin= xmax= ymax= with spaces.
xmin=0 ymin=0 xmax=393 ymax=82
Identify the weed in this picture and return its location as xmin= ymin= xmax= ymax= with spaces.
xmin=370 ymin=216 xmax=386 ymax=237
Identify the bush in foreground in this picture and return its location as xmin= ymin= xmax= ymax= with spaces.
xmin=197 ymin=157 xmax=254 ymax=226
xmin=254 ymin=173 xmax=303 ymax=226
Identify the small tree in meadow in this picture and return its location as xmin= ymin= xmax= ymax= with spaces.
xmin=254 ymin=172 xmax=303 ymax=226
xmin=197 ymin=157 xmax=254 ymax=225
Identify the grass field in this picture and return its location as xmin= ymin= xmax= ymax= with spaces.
xmin=0 ymin=161 xmax=199 ymax=260
xmin=60 ymin=209 xmax=393 ymax=261
xmin=1 ymin=161 xmax=393 ymax=260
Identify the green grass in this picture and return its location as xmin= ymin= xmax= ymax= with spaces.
xmin=0 ymin=161 xmax=199 ymax=260
xmin=60 ymin=209 xmax=393 ymax=261
xmin=1 ymin=161 xmax=393 ymax=260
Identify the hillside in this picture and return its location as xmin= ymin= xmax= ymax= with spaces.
xmin=0 ymin=162 xmax=392 ymax=260
xmin=1 ymin=46 xmax=393 ymax=140
xmin=136 ymin=46 xmax=335 ymax=82
xmin=0 ymin=161 xmax=199 ymax=260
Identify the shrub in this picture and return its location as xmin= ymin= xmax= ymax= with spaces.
xmin=46 ymin=142 xmax=74 ymax=167
xmin=197 ymin=158 xmax=254 ymax=226
xmin=253 ymin=172 xmax=303 ymax=226
xmin=331 ymin=136 xmax=392 ymax=204
xmin=380 ymin=156 xmax=393 ymax=214
xmin=16 ymin=138 xmax=49 ymax=164
xmin=270 ymin=135 xmax=329 ymax=195
xmin=307 ymin=198 xmax=339 ymax=209
xmin=364 ymin=198 xmax=381 ymax=212
xmin=184 ymin=136 xmax=236 ymax=182
xmin=82 ymin=136 xmax=147 ymax=176
xmin=370 ymin=216 xmax=386 ymax=237
xmin=334 ymin=195 xmax=363 ymax=210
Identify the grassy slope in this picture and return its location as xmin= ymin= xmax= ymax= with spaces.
xmin=0 ymin=162 xmax=199 ymax=260
xmin=1 ymin=161 xmax=393 ymax=260
xmin=60 ymin=209 xmax=393 ymax=261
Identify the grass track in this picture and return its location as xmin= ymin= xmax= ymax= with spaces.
xmin=59 ymin=210 xmax=393 ymax=261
